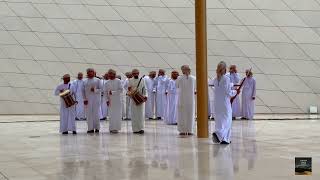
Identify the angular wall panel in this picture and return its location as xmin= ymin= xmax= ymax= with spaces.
xmin=0 ymin=0 xmax=319 ymax=114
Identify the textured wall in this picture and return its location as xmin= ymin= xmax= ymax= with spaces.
xmin=0 ymin=0 xmax=320 ymax=114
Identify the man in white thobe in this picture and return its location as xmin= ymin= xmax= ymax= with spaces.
xmin=155 ymin=69 xmax=169 ymax=120
xmin=117 ymin=75 xmax=126 ymax=119
xmin=72 ymin=72 xmax=85 ymax=120
xmin=105 ymin=69 xmax=123 ymax=133
xmin=54 ymin=74 xmax=77 ymax=134
xmin=241 ymin=70 xmax=256 ymax=120
xmin=93 ymin=72 xmax=103 ymax=120
xmin=212 ymin=61 xmax=240 ymax=145
xmin=176 ymin=65 xmax=196 ymax=135
xmin=208 ymin=78 xmax=215 ymax=119
xmin=83 ymin=68 xmax=102 ymax=133
xmin=100 ymin=73 xmax=109 ymax=120
xmin=227 ymin=65 xmax=241 ymax=119
xmin=144 ymin=71 xmax=156 ymax=119
xmin=128 ymin=69 xmax=148 ymax=134
xmin=123 ymin=72 xmax=132 ymax=120
xmin=208 ymin=79 xmax=211 ymax=118
xmin=165 ymin=71 xmax=179 ymax=125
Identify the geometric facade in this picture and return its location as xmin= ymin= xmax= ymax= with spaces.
xmin=0 ymin=0 xmax=320 ymax=114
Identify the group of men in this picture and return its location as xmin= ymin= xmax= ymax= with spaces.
xmin=55 ymin=64 xmax=256 ymax=141
xmin=210 ymin=65 xmax=256 ymax=121
xmin=212 ymin=62 xmax=256 ymax=144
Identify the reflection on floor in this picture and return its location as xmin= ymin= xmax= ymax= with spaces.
xmin=0 ymin=114 xmax=318 ymax=123
xmin=0 ymin=120 xmax=319 ymax=180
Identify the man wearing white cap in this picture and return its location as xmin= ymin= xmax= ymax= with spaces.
xmin=82 ymin=68 xmax=102 ymax=133
xmin=105 ymin=69 xmax=123 ymax=133
xmin=72 ymin=72 xmax=85 ymax=120
xmin=176 ymin=65 xmax=196 ymax=135
xmin=128 ymin=69 xmax=148 ymax=134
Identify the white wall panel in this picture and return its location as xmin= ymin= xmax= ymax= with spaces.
xmin=0 ymin=0 xmax=320 ymax=114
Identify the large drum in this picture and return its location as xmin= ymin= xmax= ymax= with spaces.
xmin=59 ymin=90 xmax=77 ymax=108
xmin=128 ymin=89 xmax=146 ymax=105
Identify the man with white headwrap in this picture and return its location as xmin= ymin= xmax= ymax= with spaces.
xmin=208 ymin=78 xmax=215 ymax=119
xmin=155 ymin=69 xmax=169 ymax=120
xmin=227 ymin=65 xmax=241 ymax=119
xmin=72 ymin=72 xmax=85 ymax=120
xmin=123 ymin=72 xmax=132 ymax=120
xmin=105 ymin=69 xmax=123 ymax=133
xmin=116 ymin=75 xmax=126 ymax=118
xmin=128 ymin=69 xmax=148 ymax=134
xmin=241 ymin=69 xmax=256 ymax=120
xmin=100 ymin=73 xmax=109 ymax=120
xmin=212 ymin=61 xmax=240 ymax=144
xmin=176 ymin=65 xmax=196 ymax=135
xmin=144 ymin=71 xmax=157 ymax=119
xmin=82 ymin=68 xmax=102 ymax=133
xmin=54 ymin=74 xmax=77 ymax=134
xmin=165 ymin=70 xmax=179 ymax=125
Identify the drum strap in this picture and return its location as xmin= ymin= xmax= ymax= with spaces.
xmin=137 ymin=75 xmax=145 ymax=94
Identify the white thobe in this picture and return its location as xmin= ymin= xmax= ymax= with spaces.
xmin=208 ymin=79 xmax=215 ymax=118
xmin=208 ymin=83 xmax=211 ymax=116
xmin=100 ymin=79 xmax=108 ymax=119
xmin=144 ymin=76 xmax=156 ymax=118
xmin=123 ymin=78 xmax=132 ymax=119
xmin=176 ymin=75 xmax=196 ymax=133
xmin=165 ymin=79 xmax=178 ymax=125
xmin=129 ymin=78 xmax=148 ymax=132
xmin=241 ymin=77 xmax=256 ymax=120
xmin=72 ymin=79 xmax=85 ymax=119
xmin=54 ymin=83 xmax=76 ymax=132
xmin=120 ymin=79 xmax=126 ymax=118
xmin=213 ymin=75 xmax=236 ymax=143
xmin=105 ymin=79 xmax=123 ymax=131
xmin=83 ymin=77 xmax=102 ymax=131
xmin=227 ymin=72 xmax=241 ymax=117
xmin=155 ymin=75 xmax=169 ymax=118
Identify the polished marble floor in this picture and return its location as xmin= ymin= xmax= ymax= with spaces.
xmin=0 ymin=120 xmax=319 ymax=180
xmin=0 ymin=114 xmax=318 ymax=123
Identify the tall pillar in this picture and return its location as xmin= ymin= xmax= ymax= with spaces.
xmin=195 ymin=0 xmax=208 ymax=138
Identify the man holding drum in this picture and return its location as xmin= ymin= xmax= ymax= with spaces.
xmin=54 ymin=74 xmax=77 ymax=135
xmin=128 ymin=69 xmax=148 ymax=134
